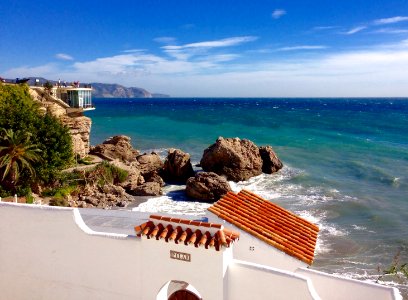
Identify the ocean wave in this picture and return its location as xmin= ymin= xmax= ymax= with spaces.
xmin=130 ymin=165 xmax=353 ymax=260
xmin=348 ymin=160 xmax=403 ymax=186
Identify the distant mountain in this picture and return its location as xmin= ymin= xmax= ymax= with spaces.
xmin=3 ymin=77 xmax=169 ymax=98
xmin=91 ymin=82 xmax=169 ymax=98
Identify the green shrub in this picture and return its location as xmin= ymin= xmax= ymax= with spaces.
xmin=0 ymin=185 xmax=11 ymax=198
xmin=16 ymin=186 xmax=34 ymax=204
xmin=0 ymin=84 xmax=73 ymax=193
xmin=42 ymin=184 xmax=77 ymax=198
xmin=87 ymin=161 xmax=128 ymax=187
xmin=77 ymin=155 xmax=94 ymax=165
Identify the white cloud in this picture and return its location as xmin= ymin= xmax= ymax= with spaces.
xmin=277 ymin=45 xmax=328 ymax=51
xmin=313 ymin=26 xmax=338 ymax=31
xmin=153 ymin=36 xmax=177 ymax=44
xmin=55 ymin=53 xmax=74 ymax=61
xmin=272 ymin=9 xmax=286 ymax=19
xmin=4 ymin=39 xmax=408 ymax=97
xmin=161 ymin=36 xmax=257 ymax=61
xmin=162 ymin=36 xmax=258 ymax=50
xmin=374 ymin=16 xmax=408 ymax=25
xmin=373 ymin=28 xmax=408 ymax=34
xmin=122 ymin=49 xmax=146 ymax=53
xmin=343 ymin=26 xmax=367 ymax=35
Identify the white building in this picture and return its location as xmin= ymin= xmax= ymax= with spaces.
xmin=52 ymin=86 xmax=95 ymax=112
xmin=0 ymin=190 xmax=402 ymax=300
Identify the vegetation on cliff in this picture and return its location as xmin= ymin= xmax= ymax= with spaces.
xmin=0 ymin=84 xmax=73 ymax=197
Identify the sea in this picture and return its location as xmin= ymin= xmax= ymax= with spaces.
xmin=86 ymin=98 xmax=408 ymax=296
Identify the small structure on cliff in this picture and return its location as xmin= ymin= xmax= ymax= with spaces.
xmin=53 ymin=85 xmax=95 ymax=112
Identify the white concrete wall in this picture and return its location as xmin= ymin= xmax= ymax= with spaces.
xmin=0 ymin=203 xmax=401 ymax=300
xmin=295 ymin=268 xmax=402 ymax=300
xmin=227 ymin=260 xmax=320 ymax=300
xmin=0 ymin=203 xmax=142 ymax=300
xmin=140 ymin=236 xmax=230 ymax=300
xmin=207 ymin=212 xmax=307 ymax=271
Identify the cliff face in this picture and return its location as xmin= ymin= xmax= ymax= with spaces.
xmin=91 ymin=83 xmax=152 ymax=98
xmin=60 ymin=115 xmax=92 ymax=157
xmin=29 ymin=87 xmax=92 ymax=158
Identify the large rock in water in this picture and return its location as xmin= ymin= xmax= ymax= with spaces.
xmin=90 ymin=135 xmax=139 ymax=162
xmin=129 ymin=182 xmax=163 ymax=196
xmin=162 ymin=149 xmax=195 ymax=184
xmin=136 ymin=152 xmax=164 ymax=175
xmin=259 ymin=146 xmax=283 ymax=174
xmin=186 ymin=172 xmax=232 ymax=202
xmin=200 ymin=137 xmax=263 ymax=182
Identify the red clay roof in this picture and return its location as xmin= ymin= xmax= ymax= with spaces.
xmin=135 ymin=215 xmax=239 ymax=251
xmin=208 ymin=190 xmax=319 ymax=264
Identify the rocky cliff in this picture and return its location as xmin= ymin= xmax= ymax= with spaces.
xmin=29 ymin=87 xmax=92 ymax=158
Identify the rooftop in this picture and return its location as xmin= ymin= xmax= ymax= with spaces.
xmin=208 ymin=190 xmax=319 ymax=264
xmin=135 ymin=214 xmax=240 ymax=251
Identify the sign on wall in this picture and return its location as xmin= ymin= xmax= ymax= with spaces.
xmin=170 ymin=250 xmax=191 ymax=262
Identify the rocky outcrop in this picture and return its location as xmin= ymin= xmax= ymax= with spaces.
xmin=186 ymin=172 xmax=231 ymax=202
xmin=90 ymin=135 xmax=139 ymax=162
xmin=29 ymin=87 xmax=69 ymax=118
xmin=200 ymin=137 xmax=263 ymax=182
xmin=112 ymin=154 xmax=164 ymax=196
xmin=72 ymin=184 xmax=134 ymax=209
xmin=128 ymin=182 xmax=162 ymax=196
xmin=144 ymin=170 xmax=165 ymax=187
xmin=29 ymin=87 xmax=92 ymax=158
xmin=162 ymin=149 xmax=195 ymax=184
xmin=113 ymin=160 xmax=145 ymax=192
xmin=259 ymin=146 xmax=283 ymax=174
xmin=136 ymin=153 xmax=164 ymax=175
xmin=61 ymin=115 xmax=92 ymax=158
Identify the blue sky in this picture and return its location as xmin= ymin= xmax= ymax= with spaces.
xmin=1 ymin=0 xmax=408 ymax=97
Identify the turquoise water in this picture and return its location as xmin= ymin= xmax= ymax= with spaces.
xmin=87 ymin=98 xmax=408 ymax=294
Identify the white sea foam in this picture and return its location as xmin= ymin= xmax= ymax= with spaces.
xmin=352 ymin=224 xmax=367 ymax=231
xmin=130 ymin=164 xmax=351 ymax=261
xmin=132 ymin=196 xmax=210 ymax=216
xmin=139 ymin=148 xmax=168 ymax=160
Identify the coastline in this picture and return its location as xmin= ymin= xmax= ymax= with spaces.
xmin=85 ymin=97 xmax=408 ymax=296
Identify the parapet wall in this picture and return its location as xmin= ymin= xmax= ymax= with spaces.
xmin=228 ymin=260 xmax=320 ymax=300
xmin=295 ymin=268 xmax=402 ymax=300
xmin=0 ymin=203 xmax=141 ymax=300
xmin=0 ymin=203 xmax=401 ymax=300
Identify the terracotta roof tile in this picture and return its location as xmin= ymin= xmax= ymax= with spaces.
xmin=135 ymin=215 xmax=240 ymax=251
xmin=208 ymin=190 xmax=319 ymax=264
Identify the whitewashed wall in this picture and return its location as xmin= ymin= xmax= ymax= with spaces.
xmin=0 ymin=203 xmax=141 ymax=300
xmin=0 ymin=203 xmax=401 ymax=300
xmin=295 ymin=268 xmax=402 ymax=300
xmin=139 ymin=236 xmax=231 ymax=299
xmin=227 ymin=260 xmax=320 ymax=300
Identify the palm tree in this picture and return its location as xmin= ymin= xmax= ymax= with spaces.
xmin=0 ymin=129 xmax=42 ymax=186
